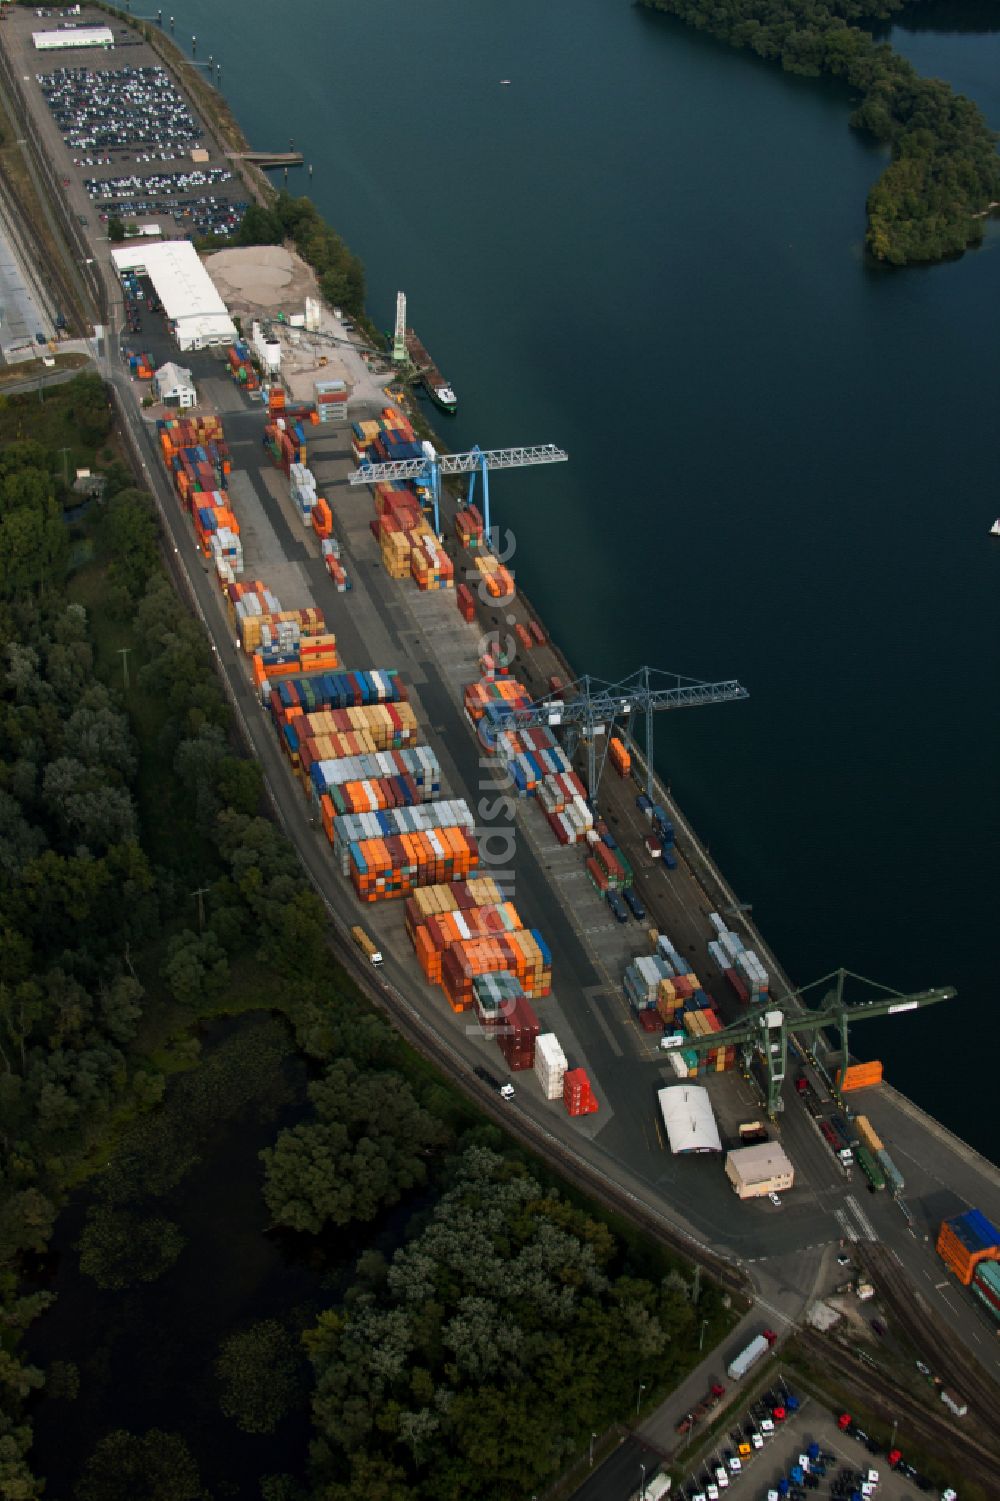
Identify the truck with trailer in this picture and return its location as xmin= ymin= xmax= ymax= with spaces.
xmin=796 ymin=1060 xmax=832 ymax=1106
xmin=855 ymin=1143 xmax=886 ymax=1191
xmin=876 ymin=1146 xmax=904 ymax=1194
xmin=727 ymin=1329 xmax=777 ymax=1380
xmin=738 ymin=1121 xmax=769 ymax=1146
xmin=675 ymin=1381 xmax=726 ymax=1432
xmin=820 ymin=1119 xmax=853 ymax=1166
xmin=472 ymin=1064 xmax=514 ymax=1101
xmin=350 ymin=924 xmax=383 ymax=966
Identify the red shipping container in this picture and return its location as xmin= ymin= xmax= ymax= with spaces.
xmin=722 ymin=968 xmax=749 ymax=1003
xmin=457 ymin=582 xmax=476 ymax=622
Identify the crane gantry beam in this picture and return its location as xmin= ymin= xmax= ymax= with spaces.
xmin=486 ymin=666 xmax=749 ymax=799
xmin=351 ymin=443 xmax=568 ymax=536
xmin=666 ymin=969 xmax=957 ymax=1117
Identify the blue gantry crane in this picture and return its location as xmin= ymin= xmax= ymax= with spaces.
xmin=349 ymin=441 xmax=568 ymax=538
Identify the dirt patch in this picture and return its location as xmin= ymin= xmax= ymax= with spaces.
xmin=203 ymin=245 xmax=317 ymax=322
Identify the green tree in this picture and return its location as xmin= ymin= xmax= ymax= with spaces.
xmin=78 ymin=1205 xmax=185 ymax=1290
xmin=100 ymin=488 xmax=160 ymax=598
xmin=75 ymin=1429 xmax=202 ymax=1501
xmin=216 ymin=1320 xmax=302 ymax=1434
xmin=161 ymin=928 xmax=229 ymax=1008
xmin=106 ymin=216 xmax=126 ymax=244
xmin=260 ymin=1060 xmax=448 ymax=1234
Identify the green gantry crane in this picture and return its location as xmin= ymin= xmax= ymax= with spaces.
xmin=666 ymin=968 xmax=956 ymax=1117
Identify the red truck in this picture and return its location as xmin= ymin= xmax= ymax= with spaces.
xmin=676 ymin=1382 xmax=726 ymax=1433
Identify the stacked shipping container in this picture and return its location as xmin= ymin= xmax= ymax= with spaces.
xmin=563 ymin=1068 xmax=598 ymax=1117
xmin=314 ymin=377 xmax=348 ymax=423
xmin=936 ymin=1209 xmax=1000 ymax=1285
xmin=972 ymin=1260 xmax=1000 ymax=1324
xmin=624 ymin=944 xmax=736 ymax=1076
xmin=496 ymin=992 xmax=541 ymax=1071
xmin=534 ymin=1033 xmax=568 ymax=1099
xmin=473 ymin=971 xmax=523 ymax=1029
xmin=226 ymin=342 xmax=260 ymax=391
xmin=440 ymin=930 xmax=552 ymax=1012
xmin=708 ymin=913 xmax=770 ymax=1003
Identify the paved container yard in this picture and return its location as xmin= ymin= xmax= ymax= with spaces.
xmin=98 ymin=268 xmax=1000 ymax=1389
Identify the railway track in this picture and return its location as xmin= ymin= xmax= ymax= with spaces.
xmin=331 ymin=919 xmax=751 ymax=1299
xmin=856 ymin=1242 xmax=1000 ymax=1429
xmin=799 ymin=1328 xmax=1000 ymax=1494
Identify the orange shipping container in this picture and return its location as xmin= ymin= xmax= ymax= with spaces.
xmin=837 ymin=1061 xmax=884 ymax=1092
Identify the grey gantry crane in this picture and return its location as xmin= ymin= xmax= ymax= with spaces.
xmin=665 ymin=968 xmax=957 ymax=1116
xmin=487 ymin=666 xmax=749 ymax=800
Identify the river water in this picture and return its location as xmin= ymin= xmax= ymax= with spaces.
xmin=160 ymin=0 xmax=998 ymax=1154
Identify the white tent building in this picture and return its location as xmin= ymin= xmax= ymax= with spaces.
xmin=112 ymin=242 xmax=237 ymax=351
xmin=155 ymin=361 xmax=196 ymax=409
xmin=657 ymin=1084 xmax=722 ymax=1155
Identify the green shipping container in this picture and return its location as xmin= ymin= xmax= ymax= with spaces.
xmin=855 ymin=1143 xmax=885 ymax=1191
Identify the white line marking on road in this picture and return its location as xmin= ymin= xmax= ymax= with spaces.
xmin=834 ymin=1209 xmax=858 ymax=1242
xmin=845 ymin=1194 xmax=877 ymax=1241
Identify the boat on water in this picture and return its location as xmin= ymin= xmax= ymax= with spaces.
xmin=991 ymin=519 xmax=1000 ymax=536
xmin=404 ymin=327 xmax=457 ymax=414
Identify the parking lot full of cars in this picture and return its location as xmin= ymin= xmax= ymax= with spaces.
xmin=36 ymin=61 xmax=248 ymax=239
xmin=672 ymin=1378 xmax=958 ymax=1501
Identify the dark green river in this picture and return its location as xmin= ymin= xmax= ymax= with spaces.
xmin=162 ymin=0 xmax=998 ymax=1153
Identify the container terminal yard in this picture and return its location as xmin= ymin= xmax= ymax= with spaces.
xmin=1 ymin=1 xmax=999 ymax=1487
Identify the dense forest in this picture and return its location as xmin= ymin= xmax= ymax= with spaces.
xmin=0 ymin=376 xmax=732 ymax=1498
xmin=639 ymin=0 xmax=1000 ymax=264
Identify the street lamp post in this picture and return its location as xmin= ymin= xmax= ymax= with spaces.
xmin=589 ymin=1432 xmax=597 ymax=1468
xmin=699 ymin=1317 xmax=709 ymax=1352
xmin=635 ymin=1381 xmax=646 ymax=1417
xmin=639 ymin=1462 xmax=646 ymax=1501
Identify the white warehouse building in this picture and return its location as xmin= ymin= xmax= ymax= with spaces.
xmin=657 ymin=1085 xmax=722 ymax=1155
xmin=112 ymin=242 xmax=237 ymax=351
xmin=32 ymin=26 xmax=114 ymax=50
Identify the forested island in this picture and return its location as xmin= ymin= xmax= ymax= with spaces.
xmin=639 ymin=0 xmax=1000 ymax=264
xmin=0 ymin=377 xmax=732 ymax=1498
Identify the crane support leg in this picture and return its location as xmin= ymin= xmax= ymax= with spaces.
xmin=645 ymin=702 xmax=655 ymax=800
xmin=587 ymin=737 xmax=597 ymax=802
xmin=839 ymin=1012 xmax=850 ymax=1086
xmin=481 ymin=453 xmax=491 ymax=548
xmin=431 ymin=459 xmax=441 ymax=536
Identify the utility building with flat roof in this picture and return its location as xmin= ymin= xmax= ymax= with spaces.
xmin=725 ymin=1142 xmax=795 ymax=1199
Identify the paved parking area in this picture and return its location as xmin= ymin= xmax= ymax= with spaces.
xmin=675 ymin=1383 xmax=949 ymax=1501
xmin=3 ymin=5 xmax=249 ymax=242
